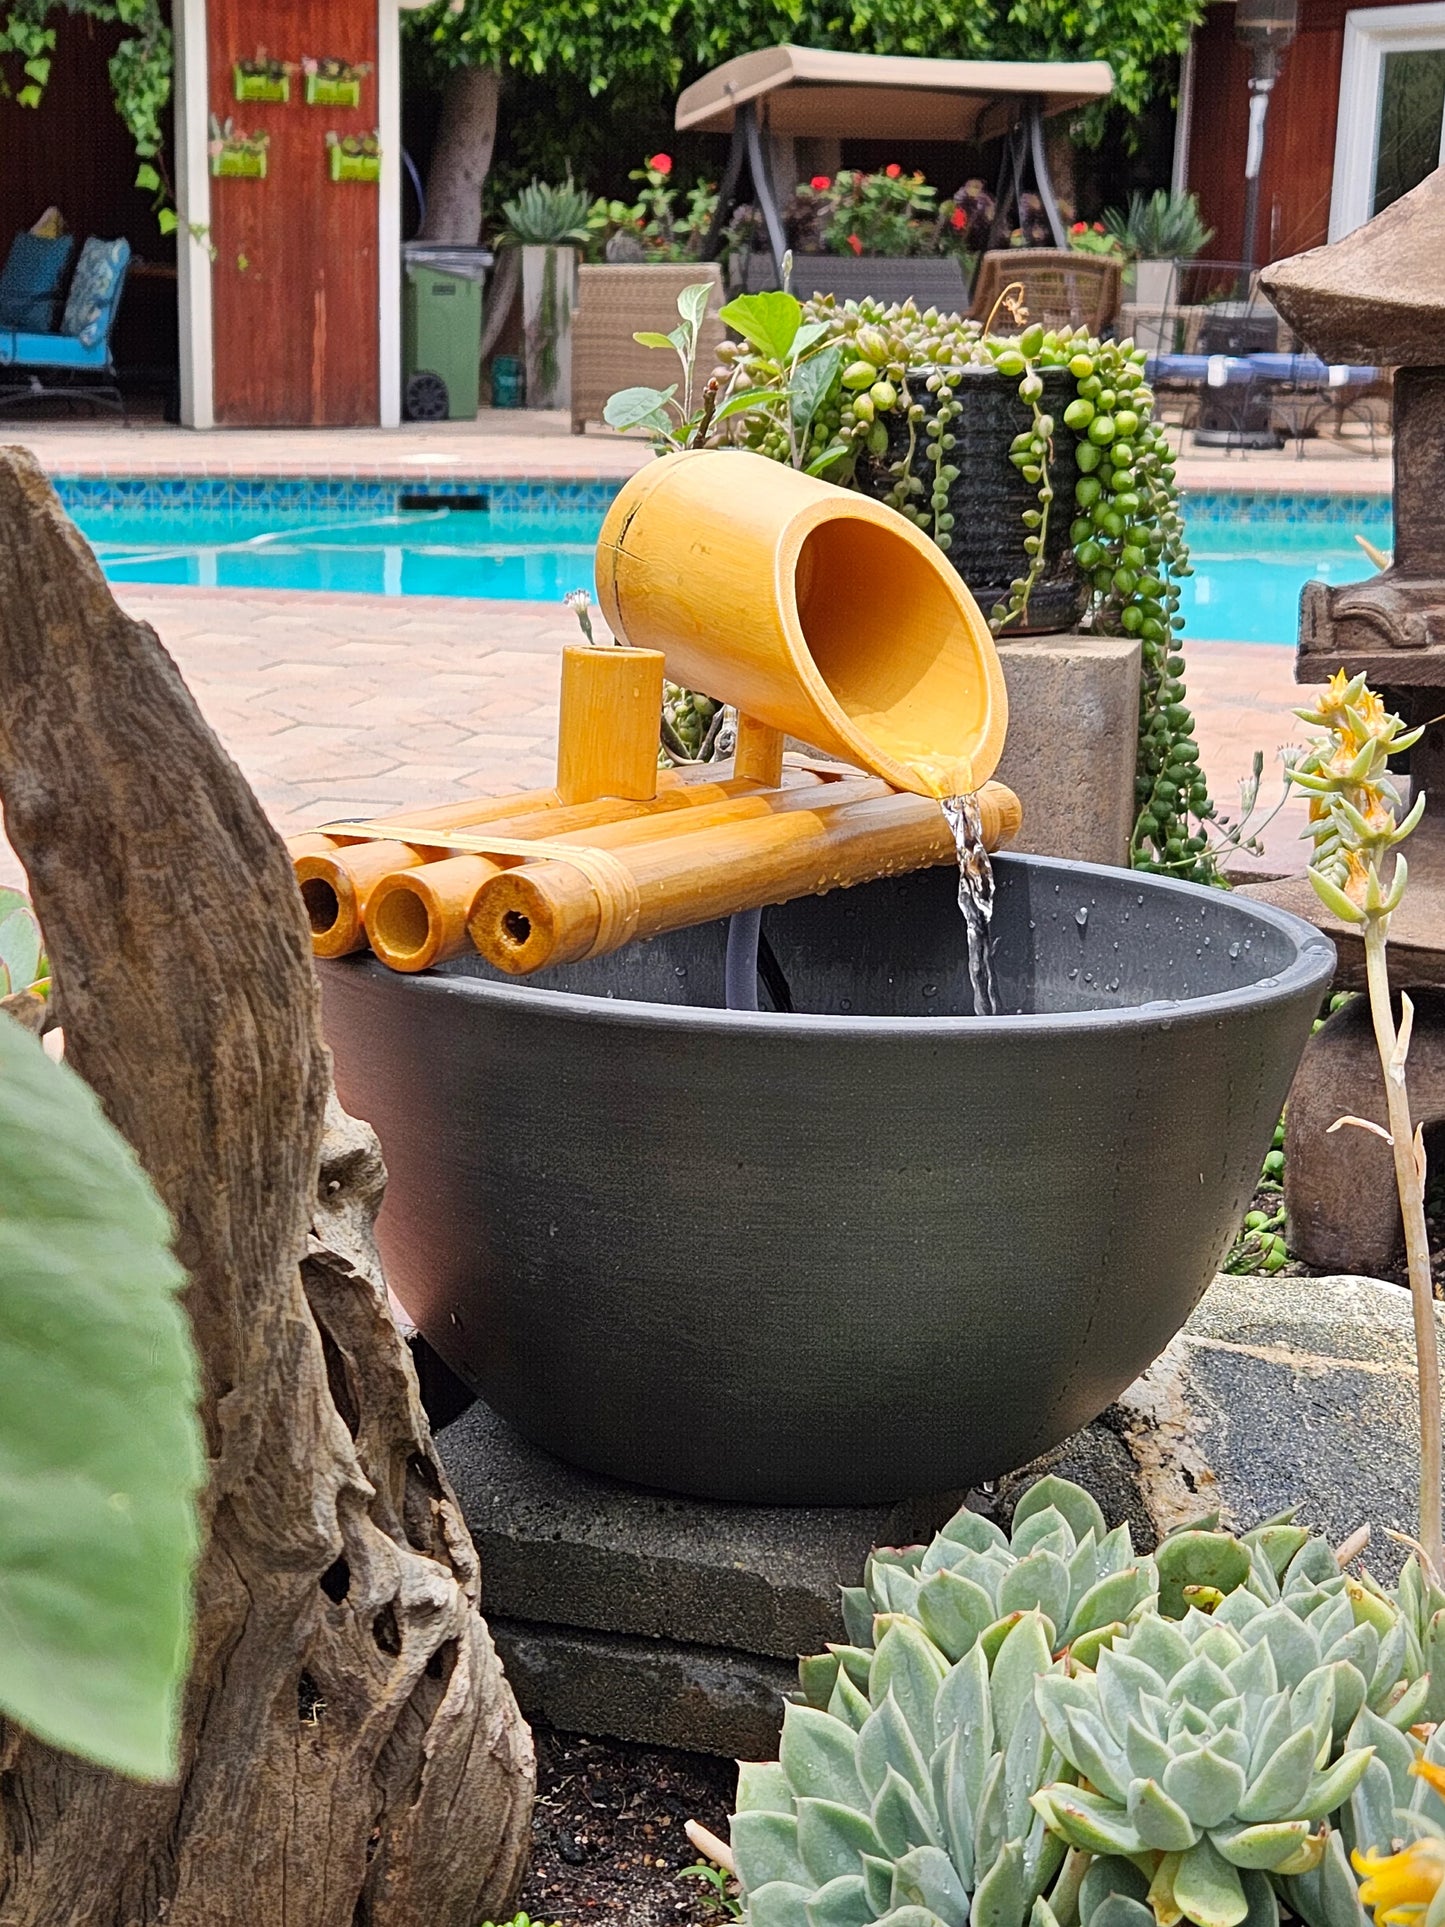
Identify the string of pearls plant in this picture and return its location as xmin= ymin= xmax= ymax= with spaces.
xmin=718 ymin=295 xmax=1218 ymax=885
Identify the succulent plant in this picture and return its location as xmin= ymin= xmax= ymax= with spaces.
xmin=0 ymin=886 xmax=47 ymax=999
xmin=828 ymin=1479 xmax=1158 ymax=1679
xmin=733 ymin=1610 xmax=1072 ymax=1927
xmin=1031 ymin=1606 xmax=1378 ymax=1927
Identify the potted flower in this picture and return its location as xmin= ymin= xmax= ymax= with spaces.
xmin=326 ymin=130 xmax=380 ymax=184
xmin=500 ymin=178 xmax=591 ymax=410
xmin=232 ymin=52 xmax=291 ymax=104
xmin=209 ymin=116 xmax=270 ymax=180
xmin=1103 ymin=188 xmax=1213 ymax=343
xmin=737 ymin=166 xmax=973 ymax=310
xmin=302 ymin=56 xmax=371 ymax=109
xmin=585 ymin=153 xmax=720 ymax=264
xmin=1067 ymin=219 xmax=1125 ymax=259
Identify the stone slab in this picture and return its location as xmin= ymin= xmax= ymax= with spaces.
xmin=992 ymin=634 xmax=1141 ymax=867
xmin=491 ymin=1618 xmax=796 ymax=1759
xmin=441 ymin=1399 xmax=963 ymax=1662
xmin=1040 ymin=1271 xmax=1445 ymax=1572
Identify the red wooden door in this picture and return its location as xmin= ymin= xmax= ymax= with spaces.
xmin=207 ymin=0 xmax=380 ymax=424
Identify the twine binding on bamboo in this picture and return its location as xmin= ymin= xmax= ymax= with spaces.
xmin=320 ymin=819 xmax=643 ymax=957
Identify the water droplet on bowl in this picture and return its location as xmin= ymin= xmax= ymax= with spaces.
xmin=1075 ymin=906 xmax=1089 ymax=928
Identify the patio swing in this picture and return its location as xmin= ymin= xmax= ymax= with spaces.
xmin=674 ymin=45 xmax=1114 ymax=312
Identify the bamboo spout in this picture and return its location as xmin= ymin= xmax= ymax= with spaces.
xmin=468 ymin=778 xmax=1023 ymax=977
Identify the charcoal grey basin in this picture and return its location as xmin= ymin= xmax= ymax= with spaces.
xmin=320 ymin=855 xmax=1334 ymax=1505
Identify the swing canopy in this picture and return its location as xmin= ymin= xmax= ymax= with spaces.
xmin=675 ymin=46 xmax=1113 ymax=139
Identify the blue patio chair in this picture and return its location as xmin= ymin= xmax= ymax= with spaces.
xmin=0 ymin=236 xmax=131 ymax=415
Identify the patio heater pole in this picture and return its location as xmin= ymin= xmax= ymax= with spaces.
xmin=1235 ymin=0 xmax=1298 ymax=271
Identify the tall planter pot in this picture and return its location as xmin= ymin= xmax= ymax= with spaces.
xmin=520 ymin=243 xmax=577 ymax=411
xmin=1131 ymin=256 xmax=1176 ymax=355
xmin=856 ymin=363 xmax=1089 ymax=636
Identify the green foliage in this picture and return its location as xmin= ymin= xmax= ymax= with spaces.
xmin=681 ymin=1857 xmax=745 ymax=1916
xmin=730 ymin=1478 xmax=1445 ymax=1927
xmin=1 ymin=0 xmax=171 ymax=176
xmin=407 ymin=0 xmax=1201 ymax=139
xmin=1104 ymin=190 xmax=1213 ymax=262
xmin=502 ymin=176 xmax=592 ymax=245
xmin=810 ymin=166 xmax=939 ymax=258
xmin=0 ymin=1015 xmax=203 ymax=1779
xmin=0 ymin=886 xmax=47 ymax=997
xmin=479 ymin=1915 xmax=562 ymax=1927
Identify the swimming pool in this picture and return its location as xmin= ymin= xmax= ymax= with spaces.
xmin=59 ymin=475 xmax=1392 ymax=647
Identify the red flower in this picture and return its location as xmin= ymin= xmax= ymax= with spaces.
xmin=1071 ymin=220 xmax=1087 ymax=233
xmin=1093 ymin=221 xmax=1105 ymax=232
xmin=884 ymin=163 xmax=902 ymax=179
xmin=811 ymin=174 xmax=831 ymax=191
xmin=951 ymin=205 xmax=967 ymax=229
xmin=847 ymin=232 xmax=863 ymax=254
xmin=648 ymin=152 xmax=673 ymax=175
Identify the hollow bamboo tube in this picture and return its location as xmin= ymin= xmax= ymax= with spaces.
xmin=361 ymin=770 xmax=839 ymax=973
xmin=469 ymin=779 xmax=1023 ymax=977
xmin=595 ymin=449 xmax=1008 ymax=800
xmin=294 ymin=838 xmax=430 ymax=959
xmin=555 ymin=644 xmax=664 ymax=804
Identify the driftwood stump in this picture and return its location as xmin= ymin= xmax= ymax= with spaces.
xmin=0 ymin=447 xmax=533 ymax=1926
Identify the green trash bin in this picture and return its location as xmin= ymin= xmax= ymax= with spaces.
xmin=401 ymin=245 xmax=493 ymax=422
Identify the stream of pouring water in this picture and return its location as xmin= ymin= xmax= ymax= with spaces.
xmin=941 ymin=793 xmax=999 ymax=1016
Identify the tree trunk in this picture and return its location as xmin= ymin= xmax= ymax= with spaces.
xmin=0 ymin=446 xmax=534 ymax=1927
xmin=420 ymin=65 xmax=501 ymax=243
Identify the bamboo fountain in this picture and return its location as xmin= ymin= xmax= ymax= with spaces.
xmin=306 ymin=451 xmax=1334 ymax=1504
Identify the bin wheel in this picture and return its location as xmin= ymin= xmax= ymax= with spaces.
xmin=405 ymin=370 xmax=450 ymax=421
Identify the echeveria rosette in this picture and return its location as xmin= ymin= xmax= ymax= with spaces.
xmin=831 ymin=1478 xmax=1159 ymax=1675
xmin=1031 ymin=1609 xmax=1377 ymax=1927
xmin=733 ymin=1611 xmax=1073 ymax=1927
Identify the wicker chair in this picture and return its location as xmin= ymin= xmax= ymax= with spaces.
xmin=570 ymin=263 xmax=727 ymax=434
xmin=969 ymin=249 xmax=1122 ymax=336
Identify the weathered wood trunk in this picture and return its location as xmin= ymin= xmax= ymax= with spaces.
xmin=420 ymin=64 xmax=501 ymax=244
xmin=0 ymin=446 xmax=534 ymax=1927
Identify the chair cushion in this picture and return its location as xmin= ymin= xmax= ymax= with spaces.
xmin=0 ymin=232 xmax=75 ymax=332
xmin=60 ymin=236 xmax=130 ymax=348
xmin=0 ymin=329 xmax=109 ymax=370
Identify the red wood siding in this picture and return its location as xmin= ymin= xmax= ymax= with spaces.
xmin=1188 ymin=0 xmax=1412 ymax=263
xmin=207 ymin=0 xmax=379 ymax=425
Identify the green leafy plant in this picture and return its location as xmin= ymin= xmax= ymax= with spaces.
xmin=681 ymin=1856 xmax=745 ymax=1916
xmin=1068 ymin=221 xmax=1127 ymax=259
xmin=808 ymin=165 xmax=940 ymax=258
xmin=0 ymin=1012 xmax=204 ymax=1778
xmin=0 ymin=885 xmax=47 ymax=997
xmin=502 ymin=176 xmax=592 ymax=246
xmin=586 ymin=152 xmax=720 ymax=262
xmin=478 ymin=1915 xmax=562 ymax=1927
xmin=1103 ymin=191 xmax=1213 ymax=262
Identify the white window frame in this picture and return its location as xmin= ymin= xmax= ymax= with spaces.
xmin=1330 ymin=0 xmax=1445 ymax=240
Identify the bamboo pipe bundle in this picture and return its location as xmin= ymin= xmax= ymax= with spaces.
xmin=468 ymin=779 xmax=1023 ymax=977
xmin=290 ymin=761 xmax=790 ymax=959
xmin=364 ymin=766 xmax=842 ymax=972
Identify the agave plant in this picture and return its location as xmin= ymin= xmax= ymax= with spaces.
xmin=733 ymin=1611 xmax=1073 ymax=1927
xmin=1101 ymin=190 xmax=1212 ymax=262
xmin=1031 ymin=1606 xmax=1379 ymax=1927
xmin=500 ymin=177 xmax=592 ymax=247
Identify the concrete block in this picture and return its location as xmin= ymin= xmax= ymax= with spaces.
xmin=993 ymin=634 xmax=1141 ymax=867
xmin=492 ymin=1618 xmax=796 ymax=1758
xmin=441 ymin=1399 xmax=963 ymax=1661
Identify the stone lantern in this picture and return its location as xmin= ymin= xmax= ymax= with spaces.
xmin=1251 ymin=168 xmax=1445 ymax=1272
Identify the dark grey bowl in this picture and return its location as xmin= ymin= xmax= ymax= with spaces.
xmin=320 ymin=856 xmax=1333 ymax=1505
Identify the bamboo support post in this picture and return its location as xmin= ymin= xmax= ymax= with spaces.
xmin=555 ymin=644 xmax=665 ymax=804
xmin=734 ymin=714 xmax=785 ymax=789
xmin=469 ymin=778 xmax=1023 ymax=977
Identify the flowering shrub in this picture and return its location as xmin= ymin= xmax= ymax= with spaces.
xmin=805 ymin=164 xmax=938 ymax=256
xmin=1069 ymin=219 xmax=1126 ymax=258
xmin=586 ymin=151 xmax=719 ymax=261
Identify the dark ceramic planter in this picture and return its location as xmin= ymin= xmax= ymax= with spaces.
xmin=320 ymin=856 xmax=1332 ymax=1506
xmin=856 ymin=364 xmax=1090 ymax=635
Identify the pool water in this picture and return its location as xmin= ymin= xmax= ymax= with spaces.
xmin=70 ymin=487 xmax=1394 ymax=647
xmin=1176 ymin=518 xmax=1390 ymax=645
xmin=77 ymin=504 xmax=604 ymax=602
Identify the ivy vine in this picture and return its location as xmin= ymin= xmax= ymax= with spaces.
xmin=2 ymin=0 xmax=175 ymax=229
